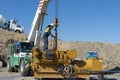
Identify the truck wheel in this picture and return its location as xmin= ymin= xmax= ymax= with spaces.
xmin=15 ymin=30 xmax=21 ymax=33
xmin=20 ymin=60 xmax=33 ymax=76
xmin=20 ymin=59 xmax=25 ymax=74
xmin=35 ymin=78 xmax=41 ymax=80
xmin=7 ymin=60 xmax=13 ymax=72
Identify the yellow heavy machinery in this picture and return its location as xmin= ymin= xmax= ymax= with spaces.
xmin=24 ymin=0 xmax=103 ymax=79
xmin=30 ymin=48 xmax=102 ymax=79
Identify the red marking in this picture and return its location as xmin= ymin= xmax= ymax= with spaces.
xmin=39 ymin=0 xmax=44 ymax=4
xmin=38 ymin=5 xmax=42 ymax=10
xmin=39 ymin=2 xmax=44 ymax=4
xmin=38 ymin=5 xmax=42 ymax=8
xmin=38 ymin=0 xmax=44 ymax=10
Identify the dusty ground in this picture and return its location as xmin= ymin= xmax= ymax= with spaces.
xmin=0 ymin=68 xmax=34 ymax=80
xmin=0 ymin=68 xmax=120 ymax=80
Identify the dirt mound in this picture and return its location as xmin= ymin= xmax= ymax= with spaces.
xmin=0 ymin=29 xmax=27 ymax=44
xmin=58 ymin=41 xmax=120 ymax=70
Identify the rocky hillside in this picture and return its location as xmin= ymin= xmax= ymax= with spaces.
xmin=0 ymin=29 xmax=27 ymax=46
xmin=0 ymin=28 xmax=120 ymax=71
xmin=58 ymin=41 xmax=120 ymax=70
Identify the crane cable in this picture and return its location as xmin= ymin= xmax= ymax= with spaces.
xmin=54 ymin=0 xmax=59 ymax=27
xmin=52 ymin=0 xmax=59 ymax=51
xmin=55 ymin=0 xmax=59 ymax=18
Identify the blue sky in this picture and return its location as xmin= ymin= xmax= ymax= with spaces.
xmin=0 ymin=0 xmax=120 ymax=43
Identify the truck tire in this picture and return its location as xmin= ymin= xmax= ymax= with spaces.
xmin=15 ymin=30 xmax=21 ymax=33
xmin=35 ymin=78 xmax=41 ymax=80
xmin=19 ymin=59 xmax=25 ymax=74
xmin=7 ymin=60 xmax=13 ymax=72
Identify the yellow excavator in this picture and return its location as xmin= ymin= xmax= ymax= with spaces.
xmin=23 ymin=0 xmax=103 ymax=80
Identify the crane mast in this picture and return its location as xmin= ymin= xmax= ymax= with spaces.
xmin=28 ymin=0 xmax=50 ymax=47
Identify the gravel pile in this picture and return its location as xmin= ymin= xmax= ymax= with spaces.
xmin=58 ymin=40 xmax=120 ymax=71
xmin=0 ymin=29 xmax=27 ymax=43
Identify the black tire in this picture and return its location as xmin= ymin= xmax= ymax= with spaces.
xmin=21 ymin=66 xmax=34 ymax=76
xmin=35 ymin=78 xmax=41 ymax=80
xmin=19 ymin=59 xmax=25 ymax=74
xmin=15 ymin=30 xmax=21 ymax=33
xmin=20 ymin=59 xmax=34 ymax=76
xmin=7 ymin=60 xmax=13 ymax=72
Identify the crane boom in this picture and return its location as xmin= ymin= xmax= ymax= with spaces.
xmin=28 ymin=0 xmax=50 ymax=47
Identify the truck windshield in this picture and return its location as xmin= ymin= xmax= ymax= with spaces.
xmin=21 ymin=42 xmax=33 ymax=52
xmin=17 ymin=25 xmax=21 ymax=27
xmin=12 ymin=20 xmax=17 ymax=25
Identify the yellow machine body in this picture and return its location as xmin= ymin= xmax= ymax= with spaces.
xmin=74 ymin=58 xmax=103 ymax=78
xmin=30 ymin=47 xmax=103 ymax=79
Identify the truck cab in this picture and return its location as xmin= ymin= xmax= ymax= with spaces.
xmin=7 ymin=42 xmax=34 ymax=73
xmin=9 ymin=19 xmax=24 ymax=33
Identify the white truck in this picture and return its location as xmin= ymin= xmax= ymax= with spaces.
xmin=0 ymin=15 xmax=24 ymax=33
